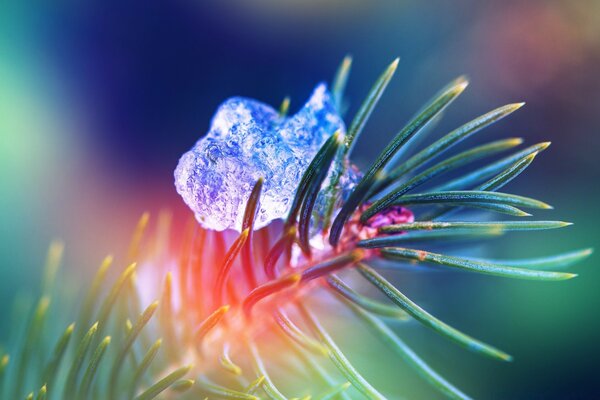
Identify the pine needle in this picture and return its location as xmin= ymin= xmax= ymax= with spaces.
xmin=330 ymin=76 xmax=468 ymax=246
xmin=129 ymin=339 xmax=163 ymax=399
xmin=63 ymin=322 xmax=99 ymax=398
xmin=358 ymin=263 xmax=512 ymax=361
xmin=326 ymin=275 xmax=409 ymax=320
xmin=362 ymin=138 xmax=523 ymax=220
xmin=77 ymin=336 xmax=111 ymax=400
xmin=332 ymin=55 xmax=352 ymax=111
xmin=274 ymin=308 xmax=329 ymax=356
xmin=109 ymin=301 xmax=159 ymax=398
xmin=299 ymin=304 xmax=387 ymax=400
xmin=381 ymin=248 xmax=577 ymax=281
xmin=344 ymin=299 xmax=472 ymax=400
xmin=43 ymin=322 xmax=75 ymax=391
xmin=134 ymin=365 xmax=193 ymax=400
xmin=376 ymin=103 xmax=525 ymax=193
xmin=241 ymin=178 xmax=264 ymax=289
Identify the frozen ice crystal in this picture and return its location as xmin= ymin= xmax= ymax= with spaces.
xmin=175 ymin=83 xmax=358 ymax=232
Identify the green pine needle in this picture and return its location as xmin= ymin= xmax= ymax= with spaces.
xmin=300 ymin=304 xmax=387 ymax=400
xmin=77 ymin=336 xmax=111 ymax=400
xmin=218 ymin=342 xmax=243 ymax=376
xmin=199 ymin=377 xmax=259 ymax=400
xmin=241 ymin=178 xmax=264 ymax=289
xmin=330 ymin=75 xmax=468 ymax=246
xmin=129 ymin=339 xmax=163 ymax=399
xmin=380 ymin=220 xmax=572 ymax=233
xmin=377 ymin=190 xmax=551 ymax=212
xmin=298 ymin=132 xmax=342 ymax=254
xmin=134 ymin=365 xmax=193 ymax=400
xmin=465 ymin=248 xmax=593 ymax=270
xmin=375 ymin=102 xmax=525 ymax=193
xmin=274 ymin=308 xmax=330 ymax=356
xmin=109 ymin=300 xmax=159 ymax=398
xmin=279 ymin=96 xmax=291 ymax=117
xmin=363 ymin=138 xmax=523 ymax=218
xmin=381 ymin=248 xmax=577 ymax=281
xmin=344 ymin=298 xmax=472 ymax=400
xmin=327 ymin=275 xmax=410 ymax=320
xmin=435 ymin=142 xmax=550 ymax=192
xmin=358 ymin=263 xmax=513 ymax=361
xmin=43 ymin=322 xmax=75 ymax=391
xmin=344 ymin=58 xmax=399 ymax=155
xmin=249 ymin=341 xmax=287 ymax=400
xmin=332 ymin=55 xmax=352 ymax=112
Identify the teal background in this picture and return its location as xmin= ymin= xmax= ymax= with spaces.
xmin=1 ymin=0 xmax=598 ymax=398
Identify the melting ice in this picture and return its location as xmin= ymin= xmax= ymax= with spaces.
xmin=175 ymin=84 xmax=358 ymax=232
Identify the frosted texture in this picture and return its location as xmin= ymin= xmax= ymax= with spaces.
xmin=175 ymin=84 xmax=355 ymax=231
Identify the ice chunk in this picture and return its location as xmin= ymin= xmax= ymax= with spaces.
xmin=175 ymin=83 xmax=355 ymax=232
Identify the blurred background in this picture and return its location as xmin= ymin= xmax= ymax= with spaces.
xmin=0 ymin=0 xmax=598 ymax=398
